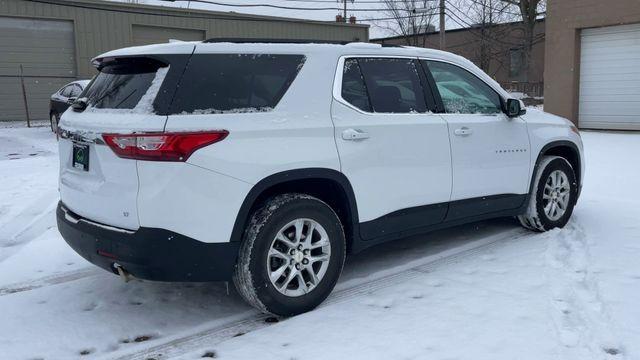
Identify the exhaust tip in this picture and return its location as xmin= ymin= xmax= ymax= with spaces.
xmin=113 ymin=263 xmax=132 ymax=283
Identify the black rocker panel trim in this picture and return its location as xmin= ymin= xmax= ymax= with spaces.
xmin=359 ymin=203 xmax=447 ymax=240
xmin=359 ymin=193 xmax=526 ymax=242
xmin=445 ymin=193 xmax=526 ymax=222
xmin=350 ymin=204 xmax=526 ymax=253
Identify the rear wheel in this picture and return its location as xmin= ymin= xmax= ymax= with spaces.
xmin=518 ymin=156 xmax=578 ymax=231
xmin=233 ymin=193 xmax=345 ymax=316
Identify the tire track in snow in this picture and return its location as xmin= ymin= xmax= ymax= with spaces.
xmin=545 ymin=221 xmax=625 ymax=359
xmin=109 ymin=228 xmax=530 ymax=360
xmin=0 ymin=267 xmax=101 ymax=297
xmin=0 ymin=191 xmax=103 ymax=296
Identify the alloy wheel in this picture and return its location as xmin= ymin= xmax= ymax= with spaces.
xmin=266 ymin=218 xmax=331 ymax=297
xmin=542 ymin=170 xmax=571 ymax=221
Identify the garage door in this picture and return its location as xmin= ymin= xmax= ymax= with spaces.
xmin=0 ymin=17 xmax=76 ymax=122
xmin=132 ymin=25 xmax=205 ymax=46
xmin=579 ymin=23 xmax=640 ymax=130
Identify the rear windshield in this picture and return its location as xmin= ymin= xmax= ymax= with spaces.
xmin=169 ymin=54 xmax=306 ymax=114
xmin=82 ymin=58 xmax=168 ymax=111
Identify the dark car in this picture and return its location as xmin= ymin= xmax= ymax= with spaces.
xmin=49 ymin=80 xmax=90 ymax=132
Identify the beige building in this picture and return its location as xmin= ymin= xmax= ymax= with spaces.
xmin=545 ymin=0 xmax=640 ymax=130
xmin=0 ymin=0 xmax=368 ymax=121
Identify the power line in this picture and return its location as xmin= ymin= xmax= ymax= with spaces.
xmin=464 ymin=0 xmax=522 ymax=17
xmin=444 ymin=1 xmax=519 ymax=41
xmin=446 ymin=11 xmax=518 ymax=46
xmin=360 ymin=11 xmax=439 ymax=21
xmin=445 ymin=10 xmax=543 ymax=48
xmin=24 ymin=0 xmax=439 ymax=25
xmin=164 ymin=0 xmax=391 ymax=12
xmin=444 ymin=0 xmax=545 ymax=44
xmin=445 ymin=0 xmax=508 ymax=25
xmin=22 ymin=0 xmax=362 ymax=24
xmin=281 ymin=0 xmax=440 ymax=3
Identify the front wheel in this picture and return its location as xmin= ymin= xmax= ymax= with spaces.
xmin=233 ymin=194 xmax=346 ymax=316
xmin=518 ymin=156 xmax=578 ymax=231
xmin=50 ymin=113 xmax=60 ymax=134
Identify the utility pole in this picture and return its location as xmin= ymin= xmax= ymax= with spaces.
xmin=338 ymin=0 xmax=349 ymax=23
xmin=19 ymin=65 xmax=31 ymax=128
xmin=439 ymin=0 xmax=446 ymax=49
xmin=342 ymin=0 xmax=348 ymax=22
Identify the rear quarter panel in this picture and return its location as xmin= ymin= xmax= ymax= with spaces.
xmin=136 ymin=161 xmax=253 ymax=243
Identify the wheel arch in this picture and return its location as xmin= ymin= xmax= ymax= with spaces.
xmin=230 ymin=168 xmax=360 ymax=253
xmin=531 ymin=140 xmax=582 ymax=194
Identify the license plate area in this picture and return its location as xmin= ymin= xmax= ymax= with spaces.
xmin=72 ymin=143 xmax=90 ymax=171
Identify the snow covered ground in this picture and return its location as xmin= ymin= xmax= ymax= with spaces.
xmin=0 ymin=124 xmax=638 ymax=360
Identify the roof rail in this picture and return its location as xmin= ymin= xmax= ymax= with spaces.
xmin=202 ymin=38 xmax=350 ymax=44
xmin=201 ymin=38 xmax=405 ymax=47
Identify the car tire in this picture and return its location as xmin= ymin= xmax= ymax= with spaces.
xmin=233 ymin=193 xmax=346 ymax=316
xmin=518 ymin=156 xmax=578 ymax=232
xmin=50 ymin=113 xmax=60 ymax=134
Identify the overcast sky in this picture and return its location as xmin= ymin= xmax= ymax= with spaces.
xmin=116 ymin=0 xmax=471 ymax=39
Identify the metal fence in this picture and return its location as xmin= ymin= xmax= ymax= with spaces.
xmin=499 ymin=82 xmax=544 ymax=98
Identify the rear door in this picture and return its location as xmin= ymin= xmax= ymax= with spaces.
xmin=58 ymin=56 xmax=183 ymax=229
xmin=331 ymin=57 xmax=452 ymax=239
xmin=421 ymin=60 xmax=530 ymax=219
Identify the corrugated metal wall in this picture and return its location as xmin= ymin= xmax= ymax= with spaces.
xmin=0 ymin=0 xmax=368 ymax=121
xmin=131 ymin=25 xmax=205 ymax=45
xmin=0 ymin=16 xmax=77 ymax=121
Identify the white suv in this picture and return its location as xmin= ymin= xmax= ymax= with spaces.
xmin=57 ymin=40 xmax=584 ymax=316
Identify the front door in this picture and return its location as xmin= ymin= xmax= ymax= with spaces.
xmin=421 ymin=60 xmax=531 ymax=219
xmin=331 ymin=57 xmax=452 ymax=239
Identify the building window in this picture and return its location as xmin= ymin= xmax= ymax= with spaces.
xmin=509 ymin=48 xmax=525 ymax=81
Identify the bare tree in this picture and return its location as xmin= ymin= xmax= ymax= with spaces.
xmin=451 ymin=0 xmax=515 ymax=74
xmin=376 ymin=0 xmax=439 ymax=46
xmin=499 ymin=0 xmax=546 ymax=78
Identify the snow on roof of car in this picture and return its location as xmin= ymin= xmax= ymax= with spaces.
xmin=73 ymin=80 xmax=91 ymax=88
xmin=93 ymin=41 xmax=199 ymax=61
xmin=96 ymin=41 xmax=458 ymax=62
xmin=93 ymin=40 xmax=509 ymax=99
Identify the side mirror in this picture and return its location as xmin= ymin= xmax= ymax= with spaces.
xmin=67 ymin=97 xmax=77 ymax=104
xmin=505 ymin=98 xmax=526 ymax=117
xmin=71 ymin=97 xmax=88 ymax=112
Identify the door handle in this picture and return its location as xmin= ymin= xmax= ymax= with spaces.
xmin=454 ymin=127 xmax=473 ymax=136
xmin=342 ymin=128 xmax=370 ymax=141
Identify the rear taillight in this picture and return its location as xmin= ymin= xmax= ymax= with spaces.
xmin=102 ymin=131 xmax=228 ymax=161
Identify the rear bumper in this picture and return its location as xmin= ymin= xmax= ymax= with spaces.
xmin=57 ymin=202 xmax=239 ymax=282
